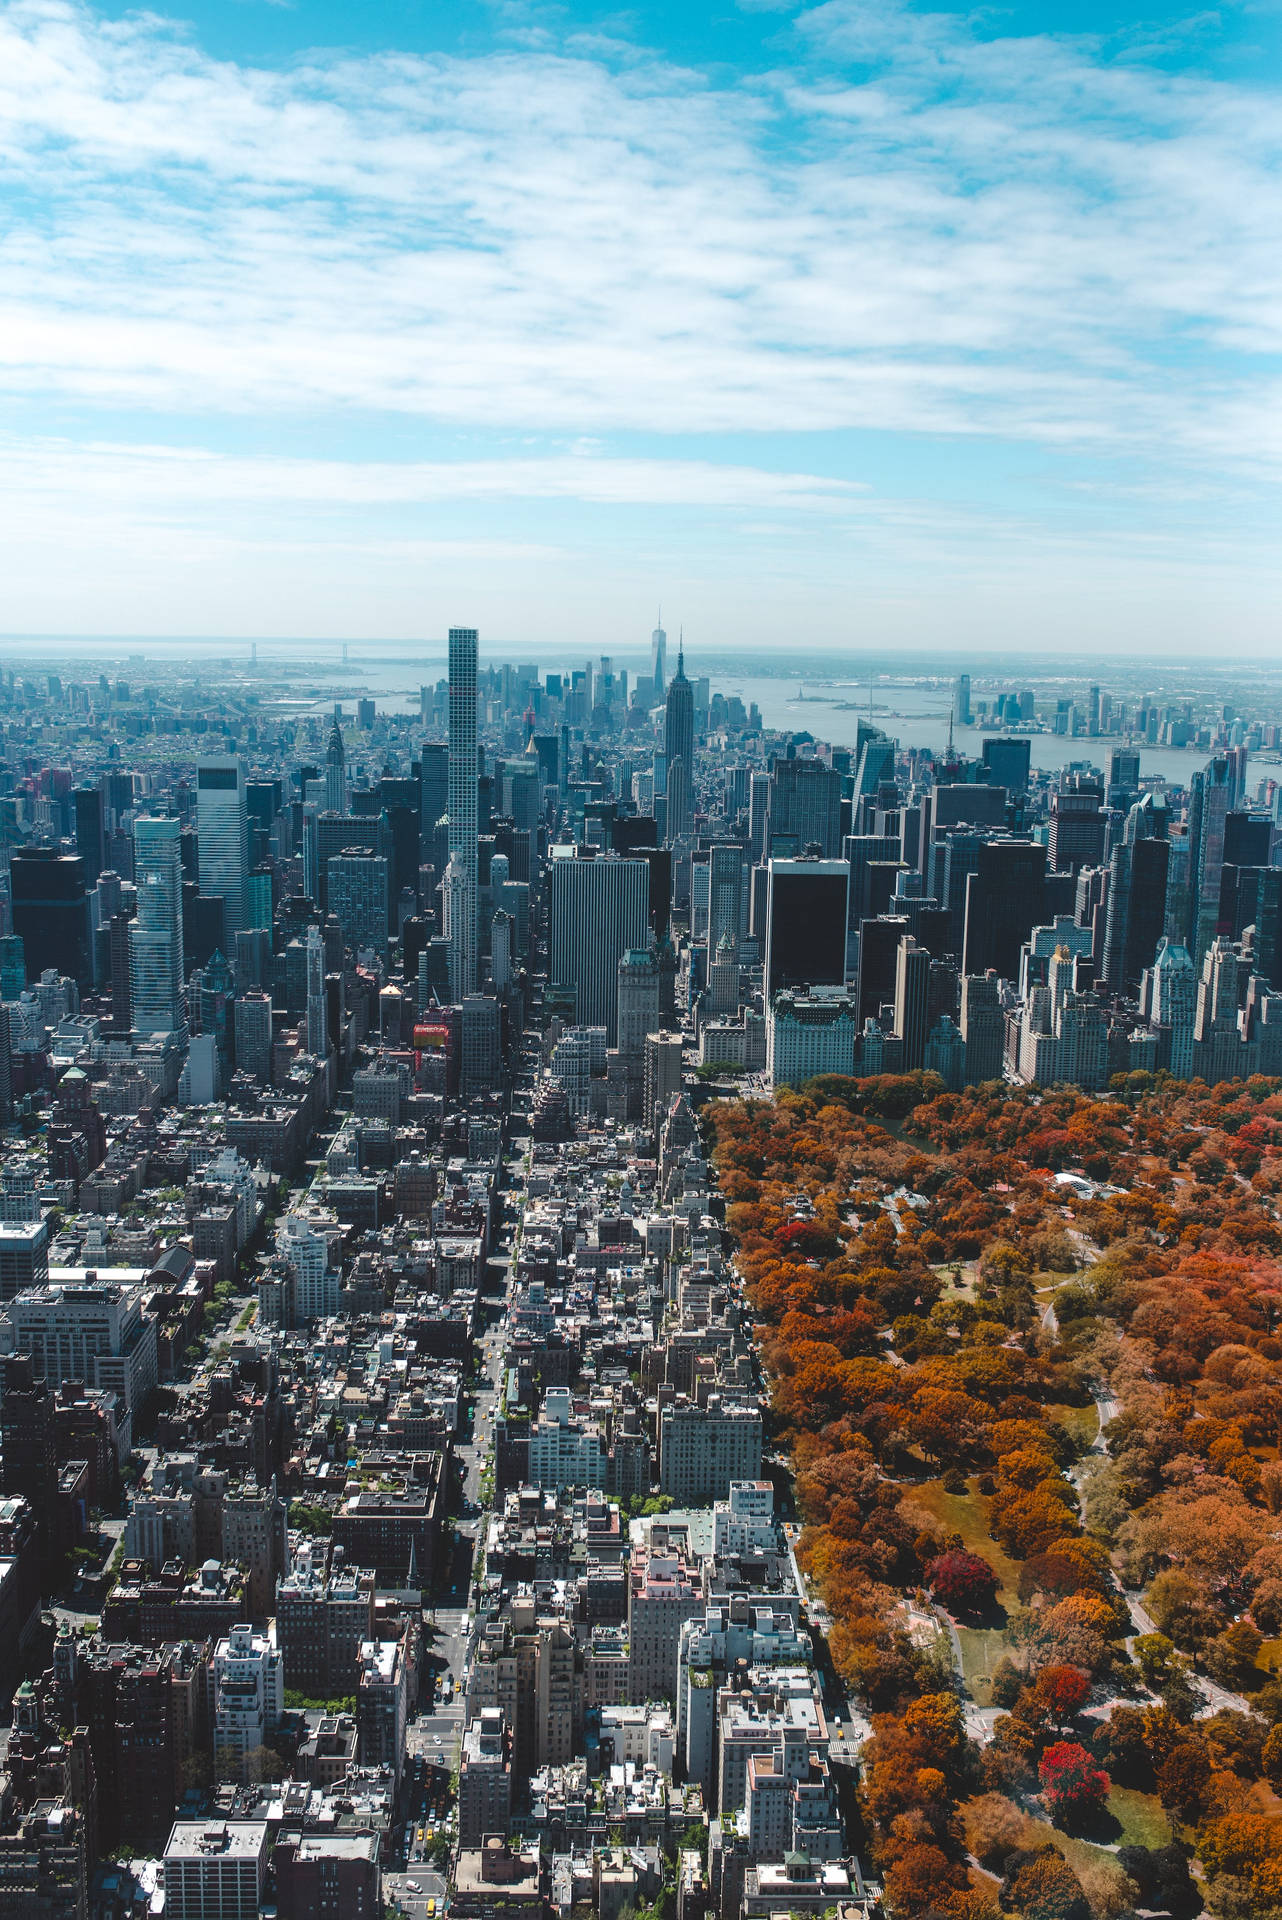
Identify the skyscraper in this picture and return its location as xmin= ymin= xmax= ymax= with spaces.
xmin=448 ymin=627 xmax=479 ymax=1000
xmin=764 ymin=858 xmax=849 ymax=999
xmin=617 ymin=947 xmax=661 ymax=1061
xmin=129 ymin=816 xmax=185 ymax=1038
xmin=767 ymin=758 xmax=843 ymax=858
xmin=893 ymin=936 xmax=931 ymax=1069
xmin=663 ymin=646 xmax=694 ymax=842
xmin=548 ymin=852 xmax=649 ymax=1041
xmin=1188 ymin=755 xmax=1232 ymax=964
xmin=197 ymin=755 xmax=248 ymax=939
xmin=328 ymin=849 xmax=389 ymax=952
xmin=953 ymin=674 xmax=971 ymax=727
xmin=959 ymin=972 xmax=1005 ymax=1084
xmin=9 ymin=848 xmax=90 ymax=986
xmin=706 ymin=845 xmax=744 ymax=966
xmin=651 ymin=620 xmax=667 ymax=695
xmin=1149 ymin=936 xmax=1196 ymax=1078
xmin=325 ymin=721 xmax=347 ymax=814
xmin=306 ymin=924 xmax=328 ymax=1058
xmin=961 ymin=841 xmax=1047 ymax=979
xmin=73 ymin=784 xmax=105 ymax=886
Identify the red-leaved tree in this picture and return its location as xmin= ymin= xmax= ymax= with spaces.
xmin=1039 ymin=1740 xmax=1110 ymax=1825
xmin=926 ymin=1547 xmax=998 ymax=1616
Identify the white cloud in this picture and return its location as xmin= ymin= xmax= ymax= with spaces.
xmin=0 ymin=0 xmax=1272 ymax=470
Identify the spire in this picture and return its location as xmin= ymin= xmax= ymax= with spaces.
xmin=677 ymin=629 xmax=686 ymax=678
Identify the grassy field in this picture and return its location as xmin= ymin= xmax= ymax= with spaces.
xmin=956 ymin=1625 xmax=1015 ymax=1703
xmin=912 ymin=1477 xmax=1025 ymax=1606
xmin=1046 ymin=1398 xmax=1104 ymax=1446
xmin=1105 ymin=1785 xmax=1172 ymax=1849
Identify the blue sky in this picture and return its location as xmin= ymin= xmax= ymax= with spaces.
xmin=0 ymin=0 xmax=1278 ymax=653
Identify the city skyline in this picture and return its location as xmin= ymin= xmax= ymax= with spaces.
xmin=0 ymin=1 xmax=1276 ymax=648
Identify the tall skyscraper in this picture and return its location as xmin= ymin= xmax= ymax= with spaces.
xmin=1150 ymin=936 xmax=1196 ymax=1077
xmin=197 ymin=755 xmax=248 ymax=939
xmin=1188 ymin=755 xmax=1232 ymax=964
xmin=129 ymin=816 xmax=185 ymax=1038
xmin=961 ymin=841 xmax=1047 ymax=979
xmin=617 ymin=946 xmax=661 ymax=1061
xmin=10 ymin=848 xmax=90 ymax=986
xmin=893 ymin=936 xmax=931 ymax=1069
xmin=325 ymin=721 xmax=347 ymax=814
xmin=73 ymin=784 xmax=105 ymax=886
xmin=651 ymin=620 xmax=667 ymax=695
xmin=328 ymin=850 xmax=389 ymax=952
xmin=767 ymin=757 xmax=843 ymax=857
xmin=448 ymin=628 xmax=479 ymax=1000
xmin=764 ymin=858 xmax=849 ymax=999
xmin=959 ymin=972 xmax=1004 ymax=1084
xmin=306 ymin=924 xmax=328 ymax=1058
xmin=706 ymin=845 xmax=744 ymax=966
xmin=663 ymin=646 xmax=694 ymax=842
xmin=548 ymin=852 xmax=649 ymax=1041
xmin=953 ymin=674 xmax=972 ymax=727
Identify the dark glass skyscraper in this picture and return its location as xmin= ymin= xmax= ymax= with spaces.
xmin=10 ymin=847 xmax=90 ymax=986
xmin=764 ymin=858 xmax=849 ymax=999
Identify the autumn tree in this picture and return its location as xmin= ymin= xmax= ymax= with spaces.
xmin=1039 ymin=1741 xmax=1110 ymax=1826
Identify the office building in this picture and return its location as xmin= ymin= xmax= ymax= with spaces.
xmin=448 ymin=627 xmax=480 ymax=999
xmin=10 ymin=849 xmax=90 ymax=988
xmin=767 ymin=758 xmax=843 ymax=859
xmin=764 ymin=859 xmax=848 ymax=999
xmin=549 ymin=852 xmax=649 ymax=1041
xmin=981 ymin=737 xmax=1031 ymax=793
xmin=664 ymin=648 xmax=695 ymax=841
xmin=324 ymin=721 xmax=346 ymax=814
xmin=961 ymin=841 xmax=1047 ymax=980
xmin=0 ymin=1280 xmax=158 ymax=1415
xmin=197 ymin=756 xmax=248 ymax=940
xmin=651 ymin=621 xmax=667 ymax=695
xmin=327 ymin=850 xmax=389 ymax=953
xmin=1047 ymin=781 xmax=1106 ymax=876
xmin=73 ymin=784 xmax=105 ymax=886
xmin=234 ymin=991 xmax=272 ymax=1084
xmin=617 ymin=948 xmax=661 ymax=1062
xmin=1189 ymin=755 xmax=1233 ymax=963
xmin=953 ymin=674 xmax=971 ymax=726
xmin=706 ymin=843 xmax=744 ymax=963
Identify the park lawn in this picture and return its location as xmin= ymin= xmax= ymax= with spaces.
xmin=1256 ymin=1637 xmax=1282 ymax=1675
xmin=1105 ymin=1785 xmax=1171 ymax=1849
xmin=1045 ymin=1399 xmax=1102 ymax=1446
xmin=955 ymin=1625 xmax=1014 ymax=1704
xmin=913 ymin=1477 xmax=1024 ymax=1607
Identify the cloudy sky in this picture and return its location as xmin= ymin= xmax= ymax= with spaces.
xmin=0 ymin=0 xmax=1278 ymax=652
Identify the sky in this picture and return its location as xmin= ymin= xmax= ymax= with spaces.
xmin=0 ymin=0 xmax=1278 ymax=654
